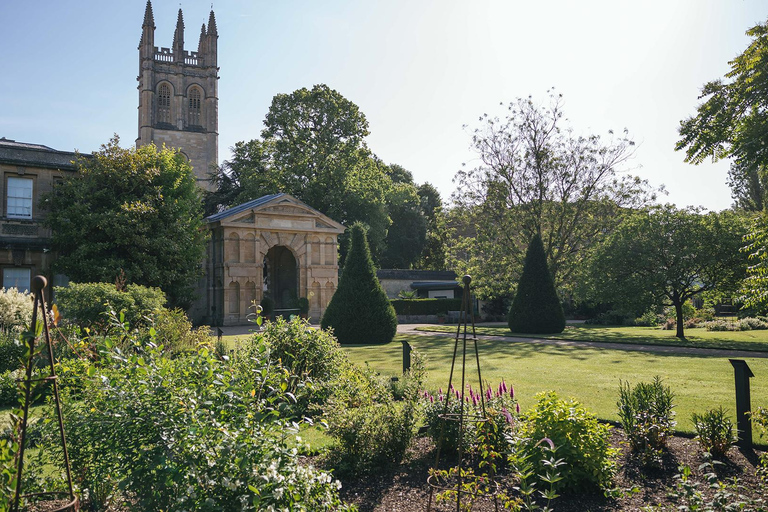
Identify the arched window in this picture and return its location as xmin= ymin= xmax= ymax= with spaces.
xmin=188 ymin=87 xmax=201 ymax=126
xmin=157 ymin=83 xmax=171 ymax=124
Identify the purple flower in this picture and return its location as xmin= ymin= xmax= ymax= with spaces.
xmin=502 ymin=407 xmax=513 ymax=424
xmin=510 ymin=386 xmax=515 ymax=400
xmin=486 ymin=388 xmax=492 ymax=400
xmin=515 ymin=402 xmax=520 ymax=414
xmin=430 ymin=395 xmax=434 ymax=403
xmin=501 ymin=379 xmax=508 ymax=394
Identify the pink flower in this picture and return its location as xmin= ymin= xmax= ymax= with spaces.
xmin=486 ymin=388 xmax=492 ymax=400
xmin=430 ymin=395 xmax=434 ymax=403
xmin=501 ymin=379 xmax=507 ymax=394
xmin=502 ymin=407 xmax=513 ymax=424
xmin=510 ymin=386 xmax=515 ymax=400
xmin=515 ymin=402 xmax=520 ymax=414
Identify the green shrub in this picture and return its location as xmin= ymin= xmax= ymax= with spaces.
xmin=517 ymin=391 xmax=616 ymax=492
xmin=508 ymin=234 xmax=565 ymax=334
xmin=55 ymin=282 xmax=166 ymax=332
xmin=0 ymin=288 xmax=33 ymax=330
xmin=260 ymin=295 xmax=275 ymax=316
xmin=150 ymin=307 xmax=210 ymax=355
xmin=46 ymin=326 xmax=354 ymax=511
xmin=321 ymin=223 xmax=397 ymax=344
xmin=0 ymin=330 xmax=25 ymax=373
xmin=691 ymin=407 xmax=734 ymax=458
xmin=298 ymin=297 xmax=310 ymax=314
xmin=617 ymin=376 xmax=675 ymax=467
xmin=0 ymin=370 xmax=18 ymax=407
xmin=704 ymin=317 xmax=768 ymax=331
xmin=390 ymin=298 xmax=463 ymax=316
xmin=325 ymin=399 xmax=418 ymax=475
xmin=633 ymin=310 xmax=662 ymax=327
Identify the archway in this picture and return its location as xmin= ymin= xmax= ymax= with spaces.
xmin=263 ymin=245 xmax=298 ymax=312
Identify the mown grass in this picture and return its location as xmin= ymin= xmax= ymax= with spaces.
xmin=343 ymin=333 xmax=768 ymax=436
xmin=414 ymin=323 xmax=768 ymax=352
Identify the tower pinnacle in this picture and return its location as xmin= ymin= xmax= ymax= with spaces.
xmin=207 ymin=10 xmax=218 ymax=36
xmin=173 ymin=8 xmax=185 ymax=52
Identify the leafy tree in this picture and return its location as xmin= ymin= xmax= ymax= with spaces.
xmin=321 ymin=223 xmax=397 ymax=344
xmin=507 ymin=233 xmax=565 ymax=334
xmin=43 ymin=136 xmax=207 ymax=308
xmin=207 ymin=84 xmax=392 ymax=259
xmin=676 ymin=18 xmax=768 ymax=210
xmin=583 ymin=206 xmax=748 ymax=338
xmin=415 ymin=182 xmax=447 ymax=270
xmin=380 ymin=181 xmax=427 ymax=268
xmin=450 ymin=91 xmax=657 ymax=298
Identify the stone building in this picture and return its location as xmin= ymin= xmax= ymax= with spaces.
xmin=0 ymin=138 xmax=80 ymax=295
xmin=193 ymin=193 xmax=345 ymax=326
xmin=136 ymin=1 xmax=219 ymax=190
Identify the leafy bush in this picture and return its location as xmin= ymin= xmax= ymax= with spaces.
xmin=321 ymin=223 xmax=397 ymax=344
xmin=517 ymin=392 xmax=616 ymax=492
xmin=704 ymin=317 xmax=768 ymax=331
xmin=390 ymin=298 xmax=463 ymax=316
xmin=691 ymin=407 xmax=734 ymax=458
xmin=0 ymin=330 xmax=25 ymax=373
xmin=260 ymin=295 xmax=275 ymax=316
xmin=325 ymin=399 xmax=418 ymax=475
xmin=55 ymin=282 xmax=166 ymax=332
xmin=633 ymin=310 xmax=661 ymax=327
xmin=0 ymin=287 xmax=33 ymax=330
xmin=150 ymin=307 xmax=210 ymax=355
xmin=508 ymin=233 xmax=565 ymax=334
xmin=617 ymin=376 xmax=675 ymax=467
xmin=45 ymin=324 xmax=354 ymax=511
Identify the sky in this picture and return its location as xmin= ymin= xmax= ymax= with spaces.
xmin=1 ymin=1 xmax=765 ymax=212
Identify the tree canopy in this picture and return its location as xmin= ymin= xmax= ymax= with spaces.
xmin=43 ymin=137 xmax=207 ymax=308
xmin=676 ymin=17 xmax=768 ymax=210
xmin=582 ymin=206 xmax=748 ymax=338
xmin=449 ymin=91 xmax=657 ymax=298
xmin=207 ymin=84 xmax=430 ymax=267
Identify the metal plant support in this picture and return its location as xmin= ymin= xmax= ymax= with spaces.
xmin=13 ymin=275 xmax=78 ymax=512
xmin=426 ymin=275 xmax=500 ymax=511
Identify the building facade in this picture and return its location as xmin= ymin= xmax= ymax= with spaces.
xmin=0 ymin=138 xmax=80 ymax=295
xmin=194 ymin=194 xmax=345 ymax=326
xmin=136 ymin=1 xmax=219 ymax=190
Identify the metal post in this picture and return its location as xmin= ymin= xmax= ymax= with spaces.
xmin=402 ymin=340 xmax=411 ymax=373
xmin=729 ymin=359 xmax=754 ymax=449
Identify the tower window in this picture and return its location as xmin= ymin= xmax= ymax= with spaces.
xmin=158 ymin=83 xmax=171 ymax=124
xmin=188 ymin=87 xmax=202 ymax=126
xmin=7 ymin=177 xmax=33 ymax=219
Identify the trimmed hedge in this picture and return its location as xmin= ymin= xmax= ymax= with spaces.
xmin=390 ymin=298 xmax=463 ymax=316
xmin=321 ymin=223 xmax=397 ymax=344
xmin=508 ymin=233 xmax=565 ymax=334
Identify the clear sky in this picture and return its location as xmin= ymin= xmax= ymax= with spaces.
xmin=1 ymin=1 xmax=765 ymax=211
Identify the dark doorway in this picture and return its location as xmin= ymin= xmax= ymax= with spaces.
xmin=263 ymin=245 xmax=298 ymax=313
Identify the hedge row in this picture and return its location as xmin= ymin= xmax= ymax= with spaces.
xmin=391 ymin=298 xmax=463 ymax=316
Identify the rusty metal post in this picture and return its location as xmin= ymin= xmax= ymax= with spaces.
xmin=729 ymin=359 xmax=754 ymax=449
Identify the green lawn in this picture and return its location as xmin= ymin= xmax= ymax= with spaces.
xmin=344 ymin=333 xmax=768 ymax=436
xmin=414 ymin=324 xmax=768 ymax=352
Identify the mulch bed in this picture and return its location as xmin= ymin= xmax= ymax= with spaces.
xmin=336 ymin=430 xmax=768 ymax=511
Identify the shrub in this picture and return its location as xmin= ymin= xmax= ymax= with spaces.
xmin=692 ymin=407 xmax=734 ymax=458
xmin=704 ymin=317 xmax=768 ymax=331
xmin=298 ymin=297 xmax=310 ymax=315
xmin=390 ymin=298 xmax=463 ymax=316
xmin=617 ymin=376 xmax=675 ymax=467
xmin=517 ymin=391 xmax=616 ymax=492
xmin=55 ymin=282 xmax=166 ymax=332
xmin=0 ymin=330 xmax=25 ymax=373
xmin=321 ymin=223 xmax=397 ymax=344
xmin=325 ymin=399 xmax=418 ymax=475
xmin=45 ymin=326 xmax=354 ymax=511
xmin=633 ymin=310 xmax=661 ymax=327
xmin=0 ymin=288 xmax=33 ymax=330
xmin=150 ymin=307 xmax=210 ymax=355
xmin=508 ymin=234 xmax=565 ymax=334
xmin=260 ymin=295 xmax=275 ymax=316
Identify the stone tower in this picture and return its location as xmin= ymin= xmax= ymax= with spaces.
xmin=136 ymin=1 xmax=219 ymax=190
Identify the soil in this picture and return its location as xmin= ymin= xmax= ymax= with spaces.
xmin=337 ymin=430 xmax=768 ymax=511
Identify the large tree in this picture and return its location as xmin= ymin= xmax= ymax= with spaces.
xmin=676 ymin=18 xmax=768 ymax=210
xmin=43 ymin=137 xmax=207 ymax=308
xmin=450 ymin=91 xmax=657 ymax=298
xmin=583 ymin=206 xmax=748 ymax=339
xmin=207 ymin=84 xmax=392 ymax=259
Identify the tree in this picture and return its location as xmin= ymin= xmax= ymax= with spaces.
xmin=207 ymin=84 xmax=392 ymax=260
xmin=321 ymin=223 xmax=397 ymax=344
xmin=379 ymin=181 xmax=427 ymax=268
xmin=414 ymin=182 xmax=447 ymax=270
xmin=43 ymin=137 xmax=207 ymax=308
xmin=676 ymin=18 xmax=768 ymax=209
xmin=507 ymin=233 xmax=565 ymax=334
xmin=583 ymin=206 xmax=748 ymax=339
xmin=450 ymin=91 xmax=656 ymax=298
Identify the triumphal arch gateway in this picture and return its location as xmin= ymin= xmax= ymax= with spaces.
xmin=191 ymin=193 xmax=345 ymax=326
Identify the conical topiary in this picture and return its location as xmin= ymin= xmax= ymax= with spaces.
xmin=321 ymin=223 xmax=398 ymax=344
xmin=507 ymin=233 xmax=565 ymax=334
